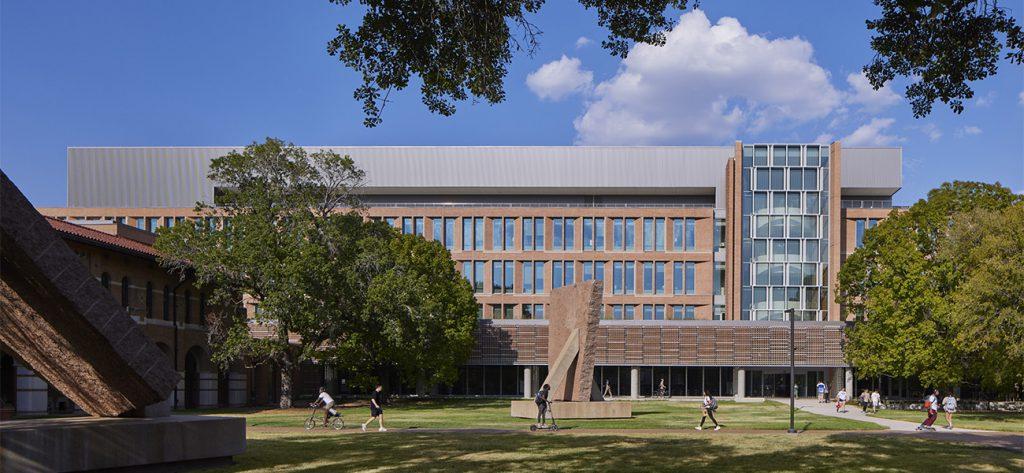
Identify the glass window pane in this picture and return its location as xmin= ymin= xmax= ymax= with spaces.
xmin=643 ymin=262 xmax=653 ymax=294
xmin=492 ymin=261 xmax=503 ymax=293
xmin=754 ymin=145 xmax=768 ymax=166
xmin=535 ymin=218 xmax=545 ymax=249
xmin=673 ymin=262 xmax=683 ymax=294
xmin=655 ymin=262 xmax=665 ymax=294
xmin=625 ymin=262 xmax=636 ymax=293
xmin=788 ymin=263 xmax=802 ymax=286
xmin=771 ymin=169 xmax=785 ymax=190
xmin=772 ymin=192 xmax=786 ymax=214
xmin=805 ymin=169 xmax=818 ymax=190
xmin=770 ymin=263 xmax=784 ymax=285
xmin=463 ymin=218 xmax=473 ymax=250
xmin=505 ymin=262 xmax=514 ymax=293
xmin=789 ymin=169 xmax=802 ymax=190
xmin=755 ymin=216 xmax=769 ymax=238
xmin=685 ymin=218 xmax=695 ymax=251
xmin=755 ymin=263 xmax=769 ymax=285
xmin=493 ymin=219 xmax=503 ymax=249
xmin=753 ymin=193 xmax=768 ymax=214
xmin=787 ymin=240 xmax=801 ymax=262
xmin=523 ymin=218 xmax=534 ymax=250
xmin=753 ymin=287 xmax=768 ymax=309
xmin=803 ymin=263 xmax=817 ymax=285
xmin=565 ymin=218 xmax=575 ymax=250
xmin=583 ymin=261 xmax=593 ymax=281
xmin=805 ymin=193 xmax=819 ymax=214
xmin=772 ymin=240 xmax=786 ymax=261
xmin=803 ymin=216 xmax=817 ymax=238
xmin=595 ymin=262 xmax=605 ymax=282
xmin=613 ymin=262 xmax=623 ymax=294
xmin=474 ymin=261 xmax=485 ymax=292
xmin=613 ymin=218 xmax=623 ymax=250
xmin=655 ymin=305 xmax=665 ymax=320
xmin=753 ymin=240 xmax=768 ymax=262
xmin=656 ymin=218 xmax=666 ymax=251
xmin=643 ymin=218 xmax=654 ymax=251
xmin=788 ymin=145 xmax=801 ymax=166
xmin=673 ymin=218 xmax=684 ymax=250
xmin=756 ymin=169 xmax=770 ymax=190
xmin=770 ymin=216 xmax=785 ymax=238
xmin=624 ymin=305 xmax=635 ymax=320
xmin=535 ymin=304 xmax=545 ymax=320
xmin=523 ymin=262 xmax=533 ymax=293
xmin=535 ymin=262 xmax=545 ymax=293
xmin=595 ymin=218 xmax=605 ymax=250
xmin=685 ymin=262 xmax=695 ymax=294
xmin=553 ymin=261 xmax=563 ymax=289
xmin=787 ymin=193 xmax=801 ymax=214
xmin=772 ymin=146 xmax=786 ymax=166
xmin=807 ymin=146 xmax=820 ymax=166
xmin=805 ymin=240 xmax=819 ymax=262
xmin=788 ymin=216 xmax=802 ymax=238
xmin=553 ymin=218 xmax=563 ymax=250
xmin=584 ymin=218 xmax=594 ymax=250
xmin=474 ymin=218 xmax=484 ymax=250
xmin=625 ymin=219 xmax=636 ymax=250
xmin=505 ymin=218 xmax=515 ymax=250
xmin=643 ymin=305 xmax=653 ymax=320
xmin=856 ymin=219 xmax=865 ymax=247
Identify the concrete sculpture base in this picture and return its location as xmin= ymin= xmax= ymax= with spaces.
xmin=510 ymin=400 xmax=632 ymax=419
xmin=0 ymin=415 xmax=246 ymax=472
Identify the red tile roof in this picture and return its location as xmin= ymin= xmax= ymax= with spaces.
xmin=46 ymin=217 xmax=161 ymax=259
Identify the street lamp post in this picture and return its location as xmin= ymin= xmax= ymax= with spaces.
xmin=785 ymin=307 xmax=797 ymax=434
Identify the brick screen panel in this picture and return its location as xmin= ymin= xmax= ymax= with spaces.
xmin=470 ymin=322 xmax=848 ymax=367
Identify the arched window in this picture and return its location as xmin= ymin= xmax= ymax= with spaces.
xmin=121 ymin=277 xmax=131 ymax=309
xmin=145 ymin=282 xmax=154 ymax=318
xmin=163 ymin=285 xmax=171 ymax=321
xmin=198 ymin=293 xmax=207 ymax=325
xmin=184 ymin=290 xmax=192 ymax=324
xmin=101 ymin=272 xmax=110 ymax=289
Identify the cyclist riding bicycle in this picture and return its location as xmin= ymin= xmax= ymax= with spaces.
xmin=311 ymin=386 xmax=337 ymax=427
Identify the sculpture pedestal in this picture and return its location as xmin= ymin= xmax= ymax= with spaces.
xmin=0 ymin=415 xmax=246 ymax=472
xmin=511 ymin=400 xmax=632 ymax=419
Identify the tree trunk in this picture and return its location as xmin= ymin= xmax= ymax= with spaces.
xmin=415 ymin=370 xmax=427 ymax=397
xmin=279 ymin=361 xmax=293 ymax=409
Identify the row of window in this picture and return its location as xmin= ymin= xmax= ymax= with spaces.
xmin=748 ymin=239 xmax=825 ymax=263
xmin=748 ymin=191 xmax=824 ymax=216
xmin=99 ymin=272 xmax=205 ymax=324
xmin=750 ymin=168 xmax=821 ymax=192
xmin=478 ymin=303 xmax=701 ymax=320
xmin=384 ymin=216 xmax=701 ymax=252
xmin=462 ymin=260 xmax=699 ymax=295
xmin=743 ymin=144 xmax=829 ymax=168
xmin=751 ymin=262 xmax=822 ymax=287
xmin=751 ymin=215 xmax=820 ymax=239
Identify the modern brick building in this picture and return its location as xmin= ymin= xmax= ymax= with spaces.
xmin=36 ymin=142 xmax=901 ymax=400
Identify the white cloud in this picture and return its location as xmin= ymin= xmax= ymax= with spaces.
xmin=840 ymin=118 xmax=901 ymax=146
xmin=1019 ymin=90 xmax=1024 ymax=105
xmin=813 ymin=133 xmax=834 ymax=144
xmin=845 ymin=72 xmax=901 ymax=112
xmin=572 ymin=10 xmax=842 ymax=144
xmin=526 ymin=55 xmax=593 ymax=101
xmin=919 ymin=123 xmax=942 ymax=142
xmin=575 ymin=36 xmax=592 ymax=49
xmin=975 ymin=91 xmax=995 ymax=107
xmin=956 ymin=125 xmax=982 ymax=137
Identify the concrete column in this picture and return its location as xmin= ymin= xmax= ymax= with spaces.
xmin=630 ymin=367 xmax=639 ymax=400
xmin=15 ymin=362 xmax=47 ymax=415
xmin=523 ymin=366 xmax=533 ymax=399
xmin=845 ymin=368 xmax=854 ymax=395
xmin=735 ymin=368 xmax=746 ymax=399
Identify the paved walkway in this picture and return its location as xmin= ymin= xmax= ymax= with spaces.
xmin=790 ymin=398 xmax=971 ymax=432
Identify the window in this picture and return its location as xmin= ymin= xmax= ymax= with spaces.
xmin=714 ymin=262 xmax=725 ymax=296
xmin=673 ymin=262 xmax=684 ymax=295
xmin=643 ymin=304 xmax=654 ymax=320
xmin=805 ymin=193 xmax=820 ymax=214
xmin=643 ymin=262 xmax=654 ymax=294
xmin=624 ymin=304 xmax=635 ymax=320
xmin=624 ymin=218 xmax=636 ymax=250
xmin=523 ymin=217 xmax=545 ymax=250
xmin=402 ymin=217 xmax=413 ymax=235
xmin=613 ymin=218 xmax=624 ymax=250
xmin=655 ymin=305 xmax=665 ymax=320
xmin=145 ymin=282 xmax=153 ymax=318
xmin=551 ymin=218 xmax=576 ymax=250
xmin=184 ymin=290 xmax=192 ymax=324
xmin=807 ymin=145 xmax=820 ymax=166
xmin=492 ymin=261 xmax=504 ymax=293
xmin=385 ymin=217 xmax=397 ymax=228
xmin=444 ymin=218 xmax=456 ymax=249
xmin=522 ymin=261 xmax=546 ymax=294
xmin=583 ymin=217 xmax=605 ymax=250
xmin=552 ymin=261 xmax=575 ymax=289
xmin=162 ymin=285 xmax=172 ymax=320
xmin=523 ymin=262 xmax=534 ymax=293
xmin=463 ymin=218 xmax=474 ymax=250
xmin=164 ymin=217 xmax=176 ymax=228
xmin=624 ymin=261 xmax=635 ymax=294
xmin=855 ymin=218 xmax=878 ymax=248
xmin=121 ymin=277 xmax=131 ymax=309
xmin=612 ymin=261 xmax=635 ymax=294
xmin=672 ymin=218 xmax=684 ymax=250
xmin=463 ymin=261 xmax=486 ymax=293
xmin=654 ymin=262 xmax=665 ymax=294
xmin=613 ymin=262 xmax=623 ymax=294
xmin=534 ymin=304 xmax=545 ymax=320
xmin=522 ymin=304 xmax=533 ymax=319
xmin=582 ymin=261 xmax=606 ymax=282
xmin=685 ymin=262 xmax=696 ymax=295
xmin=492 ymin=218 xmax=515 ymax=251
xmin=504 ymin=305 xmax=515 ymax=320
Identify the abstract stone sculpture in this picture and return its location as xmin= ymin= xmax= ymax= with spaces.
xmin=0 ymin=171 xmax=178 ymax=417
xmin=543 ymin=279 xmax=604 ymax=402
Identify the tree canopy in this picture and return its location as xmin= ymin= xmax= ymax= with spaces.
xmin=326 ymin=0 xmax=1023 ymax=126
xmin=838 ymin=181 xmax=1022 ymax=394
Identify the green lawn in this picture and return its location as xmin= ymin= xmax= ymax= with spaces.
xmin=867 ymin=409 xmax=1024 ymax=433
xmin=208 ymin=430 xmax=1023 ymax=472
xmin=192 ymin=398 xmax=881 ymax=431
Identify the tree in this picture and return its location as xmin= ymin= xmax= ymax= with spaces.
xmin=937 ymin=203 xmax=1024 ymax=394
xmin=866 ymin=0 xmax=1024 ymax=118
xmin=325 ymin=233 xmax=479 ymax=393
xmin=326 ymin=0 xmax=1023 ymax=126
xmin=838 ymin=181 xmax=1021 ymax=392
xmin=155 ymin=138 xmax=375 ymax=408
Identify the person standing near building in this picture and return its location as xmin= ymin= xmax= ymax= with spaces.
xmin=836 ymin=388 xmax=848 ymax=413
xmin=824 ymin=383 xmax=831 ymax=403
xmin=361 ymin=384 xmax=386 ymax=432
xmin=859 ymin=389 xmax=871 ymax=413
xmin=602 ymin=379 xmax=613 ymax=399
xmin=695 ymin=390 xmax=720 ymax=431
xmin=917 ymin=389 xmax=940 ymax=431
xmin=657 ymin=378 xmax=667 ymax=399
xmin=870 ymin=390 xmax=881 ymax=413
xmin=816 ymin=381 xmax=826 ymax=403
xmin=942 ymin=392 xmax=958 ymax=430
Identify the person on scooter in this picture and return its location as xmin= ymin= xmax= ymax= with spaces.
xmin=534 ymin=384 xmax=551 ymax=427
xmin=311 ymin=386 xmax=336 ymax=427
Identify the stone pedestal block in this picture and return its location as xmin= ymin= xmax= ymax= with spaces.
xmin=510 ymin=400 xmax=632 ymax=419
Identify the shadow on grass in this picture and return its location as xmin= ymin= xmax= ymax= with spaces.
xmin=216 ymin=431 xmax=1024 ymax=473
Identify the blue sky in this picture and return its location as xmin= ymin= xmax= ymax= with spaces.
xmin=2 ymin=1 xmax=1021 ymax=207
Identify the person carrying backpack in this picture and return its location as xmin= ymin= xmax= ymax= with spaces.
xmin=534 ymin=384 xmax=551 ymax=427
xmin=916 ymin=389 xmax=940 ymax=431
xmin=695 ymin=390 xmax=720 ymax=431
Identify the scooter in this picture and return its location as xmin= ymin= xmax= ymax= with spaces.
xmin=529 ymin=401 xmax=559 ymax=431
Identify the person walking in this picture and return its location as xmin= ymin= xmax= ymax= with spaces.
xmin=870 ymin=390 xmax=881 ymax=413
xmin=859 ymin=389 xmax=871 ymax=413
xmin=916 ymin=389 xmax=940 ymax=431
xmin=695 ymin=390 xmax=720 ymax=431
xmin=942 ymin=392 xmax=958 ymax=430
xmin=602 ymin=379 xmax=613 ymax=399
xmin=816 ymin=381 xmax=826 ymax=403
xmin=361 ymin=384 xmax=386 ymax=432
xmin=534 ymin=383 xmax=551 ymax=427
xmin=836 ymin=388 xmax=848 ymax=413
xmin=657 ymin=378 xmax=667 ymax=399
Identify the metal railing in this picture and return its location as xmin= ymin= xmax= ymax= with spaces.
xmin=841 ymin=200 xmax=895 ymax=209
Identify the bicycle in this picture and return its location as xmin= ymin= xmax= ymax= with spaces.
xmin=305 ymin=404 xmax=345 ymax=430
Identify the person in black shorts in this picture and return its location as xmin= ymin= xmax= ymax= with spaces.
xmin=534 ymin=384 xmax=551 ymax=427
xmin=361 ymin=384 xmax=387 ymax=432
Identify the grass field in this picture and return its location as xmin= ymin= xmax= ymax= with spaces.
xmin=194 ymin=398 xmax=881 ymax=431
xmin=867 ymin=409 xmax=1024 ymax=433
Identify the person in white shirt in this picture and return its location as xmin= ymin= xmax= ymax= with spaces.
xmin=836 ymin=388 xmax=848 ymax=413
xmin=941 ymin=392 xmax=958 ymax=430
xmin=870 ymin=390 xmax=881 ymax=413
xmin=695 ymin=390 xmax=720 ymax=431
xmin=312 ymin=386 xmax=336 ymax=428
xmin=917 ymin=389 xmax=940 ymax=431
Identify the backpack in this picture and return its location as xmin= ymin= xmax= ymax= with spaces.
xmin=923 ymin=399 xmax=932 ymax=409
xmin=708 ymin=397 xmax=718 ymax=411
xmin=534 ymin=390 xmax=546 ymax=404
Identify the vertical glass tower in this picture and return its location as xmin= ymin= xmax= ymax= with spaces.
xmin=740 ymin=144 xmax=830 ymax=321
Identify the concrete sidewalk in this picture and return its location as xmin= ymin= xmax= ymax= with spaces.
xmin=790 ymin=399 xmax=982 ymax=433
